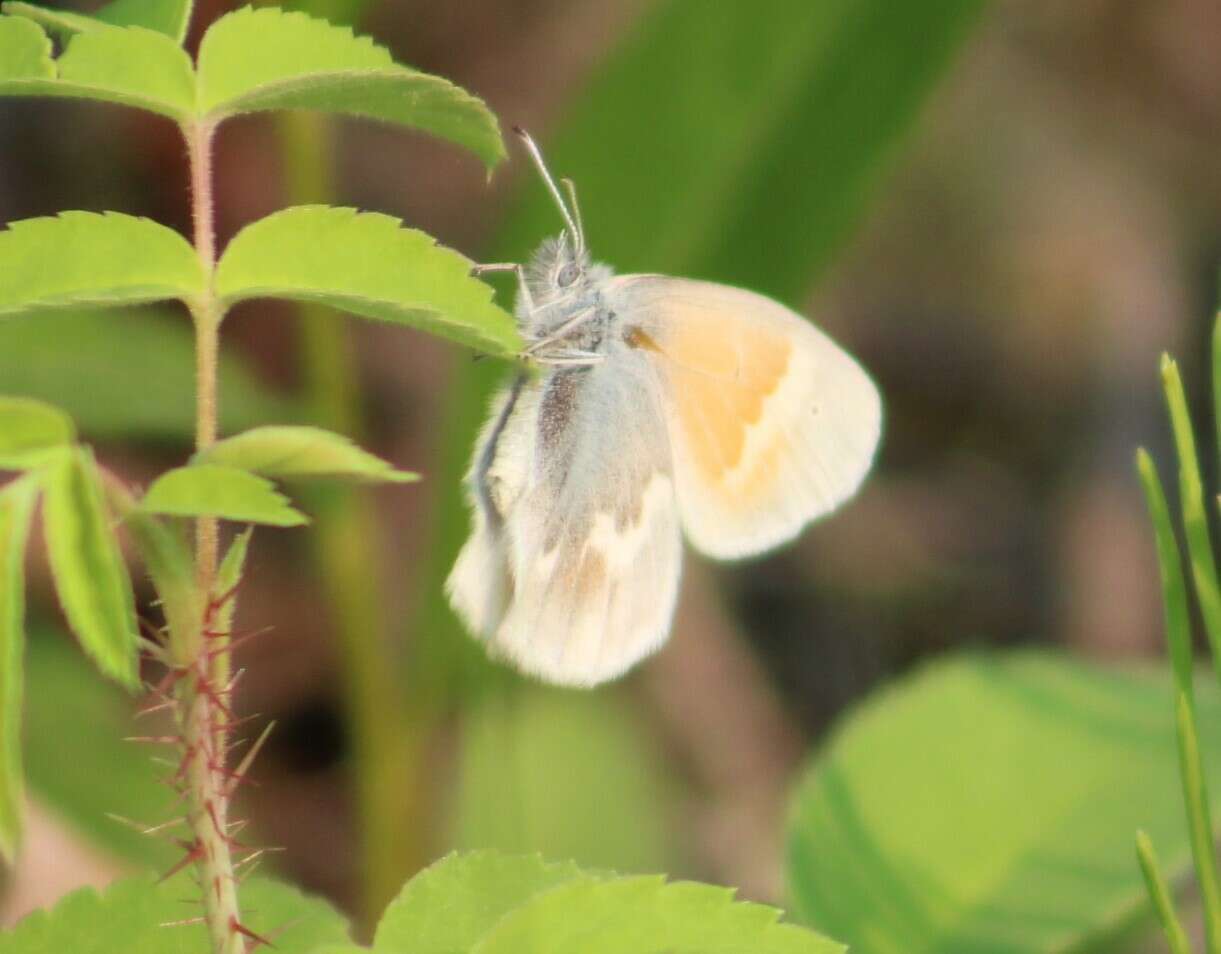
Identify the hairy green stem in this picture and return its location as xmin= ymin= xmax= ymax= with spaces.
xmin=184 ymin=117 xmax=245 ymax=954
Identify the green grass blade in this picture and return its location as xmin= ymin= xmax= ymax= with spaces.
xmin=1163 ymin=355 xmax=1221 ymax=686
xmin=1137 ymin=831 xmax=1196 ymax=954
xmin=1138 ymin=448 xmax=1198 ymax=695
xmin=0 ymin=475 xmax=39 ymax=862
xmin=1176 ymin=689 xmax=1221 ymax=953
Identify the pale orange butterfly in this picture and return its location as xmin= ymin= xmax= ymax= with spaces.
xmin=447 ymin=129 xmax=882 ymax=687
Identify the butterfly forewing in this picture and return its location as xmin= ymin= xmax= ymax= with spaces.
xmin=610 ymin=275 xmax=882 ymax=560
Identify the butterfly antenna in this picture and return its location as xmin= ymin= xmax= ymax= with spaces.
xmin=561 ymin=178 xmax=585 ymax=254
xmin=513 ymin=127 xmax=582 ymax=253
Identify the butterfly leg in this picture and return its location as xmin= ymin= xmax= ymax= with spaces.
xmin=522 ymin=306 xmax=597 ymax=356
xmin=530 ymin=349 xmax=604 ymax=367
xmin=472 ymin=262 xmax=536 ymax=314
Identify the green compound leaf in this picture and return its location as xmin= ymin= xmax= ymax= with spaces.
xmin=0 ymin=475 xmax=39 ymax=863
xmin=42 ymin=447 xmax=139 ymax=689
xmin=374 ymin=851 xmax=590 ymax=954
xmin=195 ymin=425 xmax=418 ymax=483
xmin=0 ymin=213 xmax=203 ymax=317
xmin=474 ymin=875 xmax=843 ymax=954
xmin=0 ymin=15 xmax=195 ymax=121
xmin=0 ymin=396 xmax=74 ymax=470
xmin=0 ymin=307 xmax=294 ymax=442
xmin=197 ymin=7 xmax=504 ymax=167
xmin=216 ymin=206 xmax=520 ymax=357
xmin=142 ymin=464 xmax=308 ymax=527
xmin=786 ymin=651 xmax=1221 ymax=954
xmin=0 ymin=872 xmax=351 ymax=954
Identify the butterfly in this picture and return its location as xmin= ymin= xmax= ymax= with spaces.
xmin=446 ymin=129 xmax=882 ymax=687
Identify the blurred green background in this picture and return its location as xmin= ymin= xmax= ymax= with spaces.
xmin=0 ymin=0 xmax=1219 ymax=946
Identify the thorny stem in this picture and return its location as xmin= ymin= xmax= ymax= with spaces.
xmin=183 ymin=117 xmax=245 ymax=954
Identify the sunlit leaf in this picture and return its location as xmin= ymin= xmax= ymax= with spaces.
xmin=0 ymin=308 xmax=294 ymax=442
xmin=372 ymin=851 xmax=841 ymax=954
xmin=0 ymin=15 xmax=195 ymax=121
xmin=42 ymin=447 xmax=139 ymax=689
xmin=195 ymin=425 xmax=418 ymax=483
xmin=0 ymin=213 xmax=203 ymax=316
xmin=786 ymin=652 xmax=1221 ymax=954
xmin=196 ymin=7 xmax=503 ymax=166
xmin=0 ymin=872 xmax=351 ymax=954
xmin=0 ymin=475 xmax=39 ymax=862
xmin=374 ymin=851 xmax=589 ymax=954
xmin=216 ymin=206 xmax=520 ymax=356
xmin=0 ymin=396 xmax=74 ymax=470
xmin=142 ymin=464 xmax=308 ymax=527
xmin=475 ymin=875 xmax=843 ymax=954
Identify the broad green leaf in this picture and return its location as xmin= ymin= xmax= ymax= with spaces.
xmin=0 ymin=307 xmax=294 ymax=441
xmin=0 ymin=13 xmax=52 ymax=80
xmin=0 ymin=213 xmax=203 ymax=316
xmin=42 ymin=447 xmax=139 ymax=688
xmin=0 ymin=872 xmax=351 ymax=954
xmin=142 ymin=464 xmax=308 ymax=527
xmin=197 ymin=7 xmax=503 ymax=167
xmin=0 ymin=475 xmax=39 ymax=862
xmin=474 ymin=875 xmax=843 ymax=954
xmin=374 ymin=851 xmax=589 ymax=954
xmin=453 ymin=687 xmax=677 ymax=874
xmin=0 ymin=17 xmax=195 ymax=121
xmin=0 ymin=396 xmax=74 ymax=470
xmin=786 ymin=652 xmax=1221 ymax=954
xmin=195 ymin=425 xmax=418 ymax=483
xmin=498 ymin=0 xmax=986 ymax=304
xmin=216 ymin=206 xmax=520 ymax=356
xmin=23 ymin=629 xmax=171 ymax=868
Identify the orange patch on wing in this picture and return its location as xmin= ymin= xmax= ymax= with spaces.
xmin=658 ymin=309 xmax=791 ymax=481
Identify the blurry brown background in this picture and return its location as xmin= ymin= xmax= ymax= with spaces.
xmin=1 ymin=0 xmax=1219 ymax=931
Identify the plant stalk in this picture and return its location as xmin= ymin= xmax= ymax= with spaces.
xmin=183 ymin=117 xmax=246 ymax=954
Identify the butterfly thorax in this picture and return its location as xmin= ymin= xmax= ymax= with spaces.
xmin=520 ymin=235 xmax=617 ymax=355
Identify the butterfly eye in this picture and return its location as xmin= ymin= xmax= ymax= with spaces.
xmin=556 ymin=263 xmax=580 ymax=287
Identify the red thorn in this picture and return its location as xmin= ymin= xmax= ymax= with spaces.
xmin=158 ymin=840 xmax=205 ymax=883
xmin=147 ymin=666 xmax=189 ymax=697
xmin=230 ymin=918 xmax=274 ymax=949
